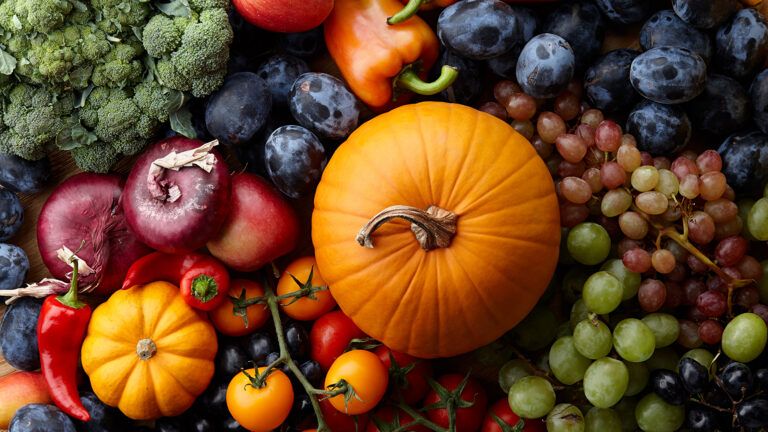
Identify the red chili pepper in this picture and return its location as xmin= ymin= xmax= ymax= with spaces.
xmin=37 ymin=260 xmax=91 ymax=422
xmin=122 ymin=251 xmax=230 ymax=311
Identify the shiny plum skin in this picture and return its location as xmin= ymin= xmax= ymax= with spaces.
xmin=750 ymin=69 xmax=768 ymax=135
xmin=256 ymin=54 xmax=309 ymax=108
xmin=438 ymin=50 xmax=482 ymax=105
xmin=516 ymin=33 xmax=575 ymax=99
xmin=0 ymin=297 xmax=41 ymax=371
xmin=437 ymin=0 xmax=522 ymax=60
xmin=0 ymin=154 xmax=49 ymax=194
xmin=289 ymin=72 xmax=359 ymax=140
xmin=0 ymin=189 xmax=23 ymax=242
xmin=627 ymin=100 xmax=691 ymax=156
xmin=687 ymin=74 xmax=750 ymax=136
xmin=630 ymin=46 xmax=707 ymax=104
xmin=595 ymin=0 xmax=651 ymax=24
xmin=9 ymin=405 xmax=75 ymax=432
xmin=265 ymin=125 xmax=327 ymax=199
xmin=672 ymin=0 xmax=738 ymax=30
xmin=0 ymin=243 xmax=28 ymax=293
xmin=584 ymin=49 xmax=639 ymax=112
xmin=640 ymin=10 xmax=712 ymax=63
xmin=714 ymin=8 xmax=768 ymax=81
xmin=717 ymin=130 xmax=768 ymax=194
xmin=486 ymin=6 xmax=537 ymax=79
xmin=206 ymin=72 xmax=272 ymax=146
xmin=543 ymin=1 xmax=605 ymax=71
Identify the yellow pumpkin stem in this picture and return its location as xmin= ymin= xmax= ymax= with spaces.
xmin=356 ymin=205 xmax=457 ymax=251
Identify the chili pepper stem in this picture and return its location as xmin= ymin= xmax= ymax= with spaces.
xmin=58 ymin=259 xmax=85 ymax=309
xmin=191 ymin=274 xmax=218 ymax=303
xmin=395 ymin=65 xmax=459 ymax=96
xmin=387 ymin=0 xmax=426 ymax=25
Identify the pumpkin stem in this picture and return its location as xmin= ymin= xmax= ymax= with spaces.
xmin=387 ymin=0 xmax=426 ymax=25
xmin=136 ymin=338 xmax=157 ymax=361
xmin=356 ymin=205 xmax=457 ymax=251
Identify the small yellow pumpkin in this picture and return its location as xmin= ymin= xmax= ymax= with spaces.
xmin=81 ymin=282 xmax=217 ymax=420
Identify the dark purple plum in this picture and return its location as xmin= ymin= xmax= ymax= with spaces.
xmin=0 ymin=154 xmax=50 ymax=194
xmin=205 ymin=72 xmax=271 ymax=146
xmin=486 ymin=45 xmax=522 ymax=79
xmin=750 ymin=68 xmax=768 ymax=134
xmin=672 ymin=0 xmax=739 ymax=30
xmin=737 ymin=398 xmax=768 ymax=429
xmin=280 ymin=27 xmax=324 ymax=58
xmin=77 ymin=391 xmax=126 ymax=432
xmin=438 ymin=50 xmax=482 ymax=104
xmin=516 ymin=33 xmax=575 ymax=99
xmin=595 ymin=0 xmax=651 ymax=24
xmin=542 ymin=1 xmax=605 ymax=71
xmin=640 ymin=10 xmax=712 ymax=63
xmin=584 ymin=49 xmax=639 ymax=112
xmin=714 ymin=8 xmax=768 ymax=81
xmin=630 ymin=46 xmax=707 ymax=104
xmin=9 ymin=404 xmax=76 ymax=432
xmin=264 ymin=125 xmax=326 ymax=199
xmin=0 ymin=243 xmax=29 ymax=292
xmin=717 ymin=130 xmax=768 ymax=194
xmin=0 ymin=297 xmax=41 ymax=370
xmin=289 ymin=73 xmax=359 ymax=140
xmin=256 ymin=54 xmax=309 ymax=108
xmin=687 ymin=74 xmax=750 ymax=136
xmin=0 ymin=189 xmax=23 ymax=241
xmin=437 ymin=0 xmax=522 ymax=60
xmin=627 ymin=100 xmax=691 ymax=155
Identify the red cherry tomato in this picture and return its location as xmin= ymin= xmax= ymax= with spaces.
xmin=481 ymin=399 xmax=545 ymax=432
xmin=310 ymin=310 xmax=367 ymax=370
xmin=374 ymin=346 xmax=433 ymax=405
xmin=320 ymin=398 xmax=369 ymax=432
xmin=367 ymin=406 xmax=430 ymax=432
xmin=423 ymin=374 xmax=488 ymax=432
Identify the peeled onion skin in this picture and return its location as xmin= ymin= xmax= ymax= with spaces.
xmin=36 ymin=173 xmax=151 ymax=296
xmin=122 ymin=137 xmax=232 ymax=254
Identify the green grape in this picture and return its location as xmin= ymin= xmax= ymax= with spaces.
xmin=582 ymin=271 xmax=624 ymax=314
xmin=646 ymin=347 xmax=679 ymax=371
xmin=567 ymin=222 xmax=611 ymax=265
xmin=570 ymin=299 xmax=591 ymax=329
xmin=512 ymin=306 xmax=559 ymax=351
xmin=613 ymin=319 xmax=656 ymax=362
xmin=614 ymin=397 xmax=638 ymax=432
xmin=549 ymin=336 xmax=592 ymax=385
xmin=585 ymin=407 xmax=622 ymax=432
xmin=562 ymin=266 xmax=591 ymax=304
xmin=508 ymin=376 xmax=556 ymax=419
xmin=681 ymin=348 xmax=715 ymax=370
xmin=739 ymin=198 xmax=757 ymax=241
xmin=722 ymin=312 xmax=768 ymax=362
xmin=573 ymin=318 xmax=612 ymax=359
xmin=624 ymin=361 xmax=649 ymax=396
xmin=601 ymin=259 xmax=641 ymax=300
xmin=634 ymin=393 xmax=685 ymax=432
xmin=547 ymin=404 xmax=585 ymax=432
xmin=641 ymin=313 xmax=679 ymax=348
xmin=748 ymin=197 xmax=768 ymax=240
xmin=583 ymin=357 xmax=629 ymax=408
xmin=498 ymin=359 xmax=534 ymax=392
xmin=759 ymin=260 xmax=768 ymax=304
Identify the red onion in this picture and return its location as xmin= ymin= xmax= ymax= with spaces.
xmin=122 ymin=137 xmax=231 ymax=253
xmin=37 ymin=173 xmax=151 ymax=296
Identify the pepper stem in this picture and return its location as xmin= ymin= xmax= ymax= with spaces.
xmin=387 ymin=0 xmax=426 ymax=25
xmin=395 ymin=65 xmax=459 ymax=96
xmin=192 ymin=274 xmax=218 ymax=303
xmin=57 ymin=259 xmax=86 ymax=309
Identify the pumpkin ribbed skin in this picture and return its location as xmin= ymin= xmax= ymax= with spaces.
xmin=81 ymin=282 xmax=217 ymax=420
xmin=312 ymin=102 xmax=560 ymax=358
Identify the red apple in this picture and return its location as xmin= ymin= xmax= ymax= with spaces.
xmin=207 ymin=173 xmax=300 ymax=271
xmin=0 ymin=371 xmax=51 ymax=428
xmin=232 ymin=0 xmax=334 ymax=33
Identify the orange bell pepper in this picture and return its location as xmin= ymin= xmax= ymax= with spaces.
xmin=389 ymin=0 xmax=458 ymax=24
xmin=324 ymin=0 xmax=458 ymax=110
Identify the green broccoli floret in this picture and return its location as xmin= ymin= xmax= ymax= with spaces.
xmin=0 ymin=84 xmax=74 ymax=160
xmin=142 ymin=15 xmax=182 ymax=57
xmin=133 ymin=80 xmax=182 ymax=122
xmin=90 ymin=0 xmax=151 ymax=36
xmin=70 ymin=142 xmax=121 ymax=173
xmin=0 ymin=0 xmax=72 ymax=34
xmin=90 ymin=39 xmax=144 ymax=88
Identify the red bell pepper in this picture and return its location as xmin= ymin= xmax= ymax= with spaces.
xmin=37 ymin=260 xmax=91 ymax=422
xmin=122 ymin=251 xmax=230 ymax=311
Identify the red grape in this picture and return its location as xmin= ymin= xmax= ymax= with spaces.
xmin=683 ymin=279 xmax=706 ymax=305
xmin=652 ymin=249 xmax=676 ymax=274
xmin=664 ymin=281 xmax=684 ymax=309
xmin=678 ymin=319 xmax=703 ymax=348
xmin=506 ymin=93 xmax=537 ymax=121
xmin=696 ymin=290 xmax=727 ymax=317
xmin=580 ymin=109 xmax=603 ymax=127
xmin=600 ymin=161 xmax=627 ymax=189
xmin=751 ymin=304 xmax=768 ymax=326
xmin=736 ymin=256 xmax=764 ymax=281
xmin=698 ymin=320 xmax=723 ymax=345
xmin=531 ymin=136 xmax=552 ymax=159
xmin=704 ymin=199 xmax=738 ymax=223
xmin=714 ymin=236 xmax=748 ymax=267
xmin=623 ymin=248 xmax=652 ymax=273
xmin=638 ymin=279 xmax=666 ymax=312
xmin=554 ymin=91 xmax=580 ymax=121
xmin=493 ymin=80 xmax=520 ymax=105
xmin=537 ymin=112 xmax=566 ymax=144
xmin=561 ymin=177 xmax=592 ymax=204
xmin=695 ymin=150 xmax=722 ymax=173
xmin=671 ymin=156 xmax=700 ymax=180
xmin=595 ymin=120 xmax=622 ymax=152
xmin=688 ymin=211 xmax=715 ymax=244
xmin=558 ymin=160 xmax=586 ymax=178
xmin=582 ymin=167 xmax=603 ymax=193
xmin=556 ymin=134 xmax=588 ymax=163
xmin=735 ymin=286 xmax=760 ymax=309
xmin=560 ymin=203 xmax=589 ymax=227
xmin=478 ymin=101 xmax=507 ymax=120
xmin=699 ymin=172 xmax=727 ymax=201
xmin=687 ymin=255 xmax=709 ymax=273
xmin=576 ymin=124 xmax=596 ymax=147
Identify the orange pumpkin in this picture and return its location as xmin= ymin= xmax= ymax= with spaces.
xmin=81 ymin=282 xmax=217 ymax=420
xmin=312 ymin=102 xmax=560 ymax=358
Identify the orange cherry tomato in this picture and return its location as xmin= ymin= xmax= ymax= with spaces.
xmin=210 ymin=279 xmax=269 ymax=337
xmin=324 ymin=350 xmax=389 ymax=415
xmin=226 ymin=367 xmax=294 ymax=432
xmin=277 ymin=256 xmax=336 ymax=321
